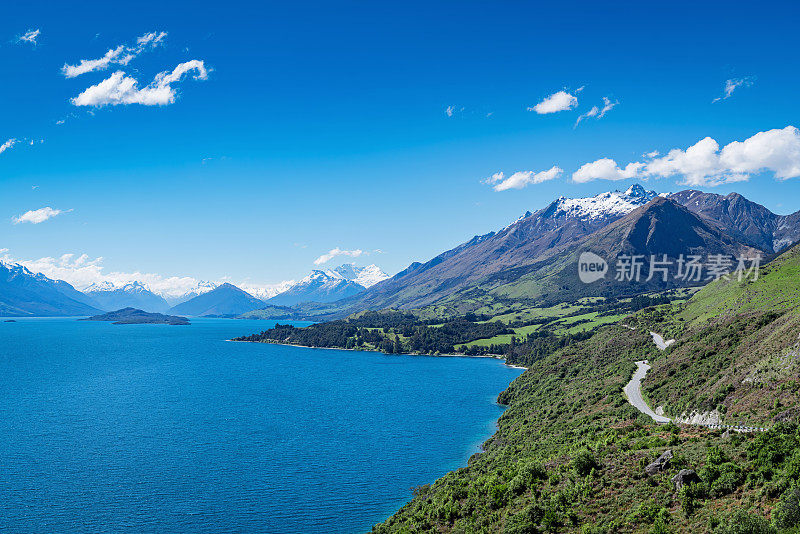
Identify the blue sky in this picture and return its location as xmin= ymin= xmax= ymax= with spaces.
xmin=2 ymin=0 xmax=800 ymax=293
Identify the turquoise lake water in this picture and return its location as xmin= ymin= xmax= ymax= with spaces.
xmin=0 ymin=318 xmax=523 ymax=533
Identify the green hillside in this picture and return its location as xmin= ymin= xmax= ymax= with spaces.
xmin=679 ymin=245 xmax=800 ymax=324
xmin=373 ymin=244 xmax=800 ymax=533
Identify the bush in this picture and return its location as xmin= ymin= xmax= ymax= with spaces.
xmin=707 ymin=462 xmax=744 ymax=497
xmin=679 ymin=482 xmax=707 ymax=517
xmin=773 ymin=483 xmax=800 ymax=529
xmin=573 ymin=449 xmax=599 ymax=477
xmin=489 ymin=483 xmax=509 ymax=509
xmin=712 ymin=509 xmax=776 ymax=534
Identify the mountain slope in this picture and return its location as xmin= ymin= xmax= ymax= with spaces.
xmin=85 ymin=281 xmax=170 ymax=313
xmin=162 ymin=281 xmax=218 ymax=307
xmin=332 ymin=263 xmax=389 ymax=288
xmin=0 ymin=261 xmax=102 ymax=316
xmin=267 ymin=271 xmax=365 ymax=306
xmin=266 ymin=264 xmax=389 ymax=306
xmin=168 ymin=283 xmax=265 ymax=316
xmin=375 ymin=243 xmax=800 ymax=533
xmin=327 ymin=186 xmax=662 ymax=315
xmin=329 ymin=195 xmax=766 ymax=318
xmin=671 ymin=189 xmax=800 ymax=253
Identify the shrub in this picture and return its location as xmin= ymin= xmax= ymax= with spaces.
xmin=573 ymin=449 xmax=599 ymax=477
xmin=773 ymin=483 xmax=800 ymax=529
xmin=706 ymin=462 xmax=744 ymax=497
xmin=712 ymin=509 xmax=776 ymax=534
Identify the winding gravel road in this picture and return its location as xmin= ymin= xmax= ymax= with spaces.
xmin=623 ymin=360 xmax=672 ymax=424
xmin=650 ymin=332 xmax=675 ymax=351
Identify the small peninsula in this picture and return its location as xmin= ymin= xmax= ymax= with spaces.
xmin=81 ymin=307 xmax=190 ymax=325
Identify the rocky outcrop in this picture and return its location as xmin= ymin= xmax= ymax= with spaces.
xmin=645 ymin=449 xmax=673 ymax=476
xmin=672 ymin=469 xmax=702 ymax=492
xmin=675 ymin=409 xmax=722 ymax=426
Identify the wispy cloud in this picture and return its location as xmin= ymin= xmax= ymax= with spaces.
xmin=12 ymin=207 xmax=71 ymax=225
xmin=62 ymin=31 xmax=167 ymax=78
xmin=598 ymin=97 xmax=618 ymax=118
xmin=17 ymin=29 xmax=40 ymax=45
xmin=528 ymin=90 xmax=578 ymax=114
xmin=445 ymin=105 xmax=466 ymax=117
xmin=712 ymin=77 xmax=754 ymax=103
xmin=574 ymin=106 xmax=599 ymax=128
xmin=314 ymin=247 xmax=365 ymax=265
xmin=484 ymin=166 xmax=562 ymax=191
xmin=0 ymin=251 xmax=216 ymax=298
xmin=572 ymin=125 xmax=800 ymax=186
xmin=574 ymin=97 xmax=618 ymax=128
xmin=71 ymin=60 xmax=208 ymax=107
xmin=0 ymin=138 xmax=17 ymax=155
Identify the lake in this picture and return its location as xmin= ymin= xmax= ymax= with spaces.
xmin=0 ymin=318 xmax=523 ymax=533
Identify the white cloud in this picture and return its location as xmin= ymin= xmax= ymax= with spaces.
xmin=314 ymin=247 xmax=365 ymax=265
xmin=598 ymin=97 xmax=618 ymax=118
xmin=484 ymin=166 xmax=562 ymax=191
xmin=71 ymin=60 xmax=208 ymax=107
xmin=574 ymin=97 xmax=618 ymax=128
xmin=62 ymin=31 xmax=167 ymax=78
xmin=572 ymin=159 xmax=643 ymax=183
xmin=445 ymin=105 xmax=464 ymax=117
xmin=0 ymin=250 xmax=299 ymax=301
xmin=12 ymin=207 xmax=71 ymax=225
xmin=17 ymin=29 xmax=40 ymax=45
xmin=0 ymin=251 xmax=214 ymax=298
xmin=528 ymin=91 xmax=578 ymax=114
xmin=574 ymin=106 xmax=599 ymax=128
xmin=572 ymin=126 xmax=800 ymax=186
xmin=0 ymin=138 xmax=17 ymax=155
xmin=712 ymin=77 xmax=754 ymax=103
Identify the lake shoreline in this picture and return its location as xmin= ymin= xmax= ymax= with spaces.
xmin=229 ymin=338 xmax=529 ymax=369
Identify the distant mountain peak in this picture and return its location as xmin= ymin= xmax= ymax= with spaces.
xmin=85 ymin=280 xmax=153 ymax=294
xmin=331 ymin=263 xmax=389 ymax=288
xmin=624 ymin=183 xmax=649 ymax=197
xmin=266 ymin=263 xmax=388 ymax=306
xmin=547 ymin=185 xmax=659 ymax=221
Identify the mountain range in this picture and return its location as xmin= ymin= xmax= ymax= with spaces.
xmin=311 ymin=185 xmax=800 ymax=318
xmin=267 ymin=264 xmax=388 ymax=306
xmin=3 ymin=186 xmax=799 ymax=318
xmin=0 ymin=260 xmax=101 ymax=316
xmin=84 ymin=281 xmax=171 ymax=313
xmin=167 ymin=283 xmax=267 ymax=317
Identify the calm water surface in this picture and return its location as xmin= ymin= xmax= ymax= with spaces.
xmin=0 ymin=318 xmax=522 ymax=533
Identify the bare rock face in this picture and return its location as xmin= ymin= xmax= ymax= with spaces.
xmin=675 ymin=410 xmax=722 ymax=426
xmin=672 ymin=469 xmax=702 ymax=491
xmin=645 ymin=449 xmax=673 ymax=476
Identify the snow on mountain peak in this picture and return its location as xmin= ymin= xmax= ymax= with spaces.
xmin=84 ymin=280 xmax=152 ymax=293
xmin=278 ymin=263 xmax=390 ymax=297
xmin=351 ymin=264 xmax=389 ymax=288
xmin=332 ymin=263 xmax=389 ymax=288
xmin=551 ymin=185 xmax=658 ymax=221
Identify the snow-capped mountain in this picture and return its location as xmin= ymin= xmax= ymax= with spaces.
xmin=266 ymin=264 xmax=388 ymax=306
xmin=0 ymin=260 xmax=102 ymax=316
xmin=239 ymin=280 xmax=296 ymax=301
xmin=168 ymin=283 xmax=266 ymax=317
xmin=84 ymin=281 xmax=170 ymax=313
xmin=163 ymin=281 xmax=218 ymax=306
xmin=332 ymin=263 xmax=389 ymax=288
xmin=546 ymin=184 xmax=659 ymax=221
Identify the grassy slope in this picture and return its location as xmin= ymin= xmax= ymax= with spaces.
xmin=374 ymin=245 xmax=800 ymax=533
